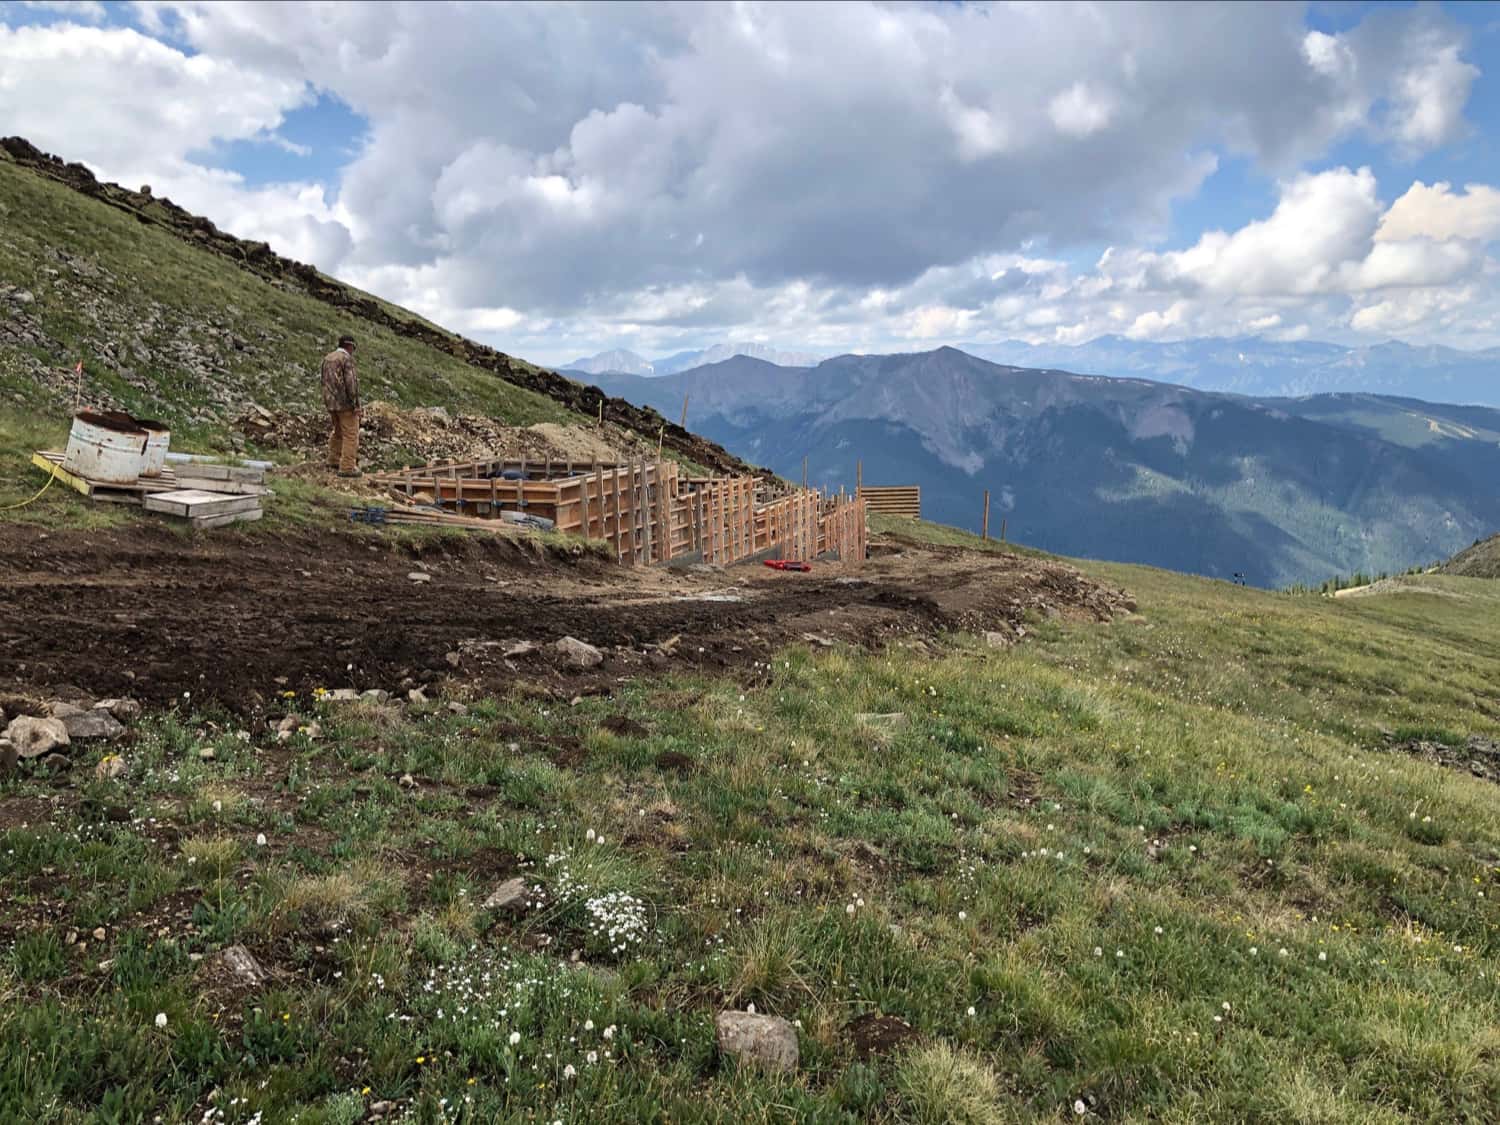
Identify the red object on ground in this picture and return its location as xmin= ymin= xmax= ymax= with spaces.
xmin=764 ymin=559 xmax=812 ymax=572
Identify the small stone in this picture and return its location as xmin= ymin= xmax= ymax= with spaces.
xmin=398 ymin=773 xmax=416 ymax=789
xmin=60 ymin=709 xmax=125 ymax=741
xmin=327 ymin=689 xmax=360 ymax=702
xmin=275 ymin=715 xmax=301 ymax=735
xmin=41 ymin=752 xmax=71 ymax=771
xmin=984 ymin=630 xmax=1014 ymax=649
xmin=359 ymin=689 xmax=390 ymax=704
xmin=302 ymin=722 xmax=321 ymax=739
xmin=216 ymin=944 xmax=269 ymax=986
xmin=715 ymin=1011 xmax=799 ymax=1073
xmin=446 ymin=701 xmax=469 ymax=716
xmin=92 ymin=927 xmax=106 ymax=942
xmin=554 ymin=635 xmax=603 ymax=668
xmin=407 ymin=572 xmax=432 ymax=584
xmin=94 ymin=698 xmax=142 ymax=723
xmin=445 ymin=651 xmax=462 ymax=668
xmin=197 ymin=748 xmax=215 ymax=761
xmin=7 ymin=715 xmax=70 ymax=758
xmin=483 ymin=876 xmax=530 ymax=913
xmin=94 ymin=755 xmax=127 ymax=780
xmin=407 ymin=688 xmax=428 ymax=705
xmin=503 ymin=640 xmax=538 ymax=658
xmin=800 ymin=632 xmax=837 ymax=648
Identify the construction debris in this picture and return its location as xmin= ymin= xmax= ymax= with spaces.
xmin=142 ymin=488 xmax=263 ymax=529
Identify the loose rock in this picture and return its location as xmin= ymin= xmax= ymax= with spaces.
xmin=555 ymin=635 xmax=603 ymax=668
xmin=59 ymin=709 xmax=125 ymax=741
xmin=715 ymin=1011 xmax=799 ymax=1073
xmin=94 ymin=754 xmax=127 ymax=780
xmin=504 ymin=640 xmax=538 ymax=658
xmin=407 ymin=572 xmax=432 ymax=584
xmin=327 ymin=688 xmax=360 ymax=702
xmin=6 ymin=715 xmax=70 ymax=759
xmin=360 ymin=689 xmax=390 ymax=704
xmin=483 ymin=877 xmax=531 ymax=913
xmin=94 ymin=698 xmax=142 ymax=723
xmin=216 ymin=944 xmax=270 ymax=987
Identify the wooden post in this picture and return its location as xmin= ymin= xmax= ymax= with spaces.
xmin=982 ymin=489 xmax=990 ymax=541
xmin=597 ymin=399 xmax=604 ymax=427
xmin=1000 ymin=517 xmax=1007 ymax=542
xmin=657 ymin=425 xmax=665 ymax=458
xmin=802 ymin=457 xmax=808 ymax=492
xmin=856 ymin=460 xmax=862 ymax=495
xmin=680 ymin=393 xmax=689 ymax=428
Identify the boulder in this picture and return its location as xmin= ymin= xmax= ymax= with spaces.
xmin=555 ymin=636 xmax=603 ymax=668
xmin=715 ymin=1011 xmax=799 ymax=1074
xmin=47 ymin=701 xmax=87 ymax=719
xmin=60 ymin=709 xmax=125 ymax=741
xmin=360 ymin=689 xmax=390 ymax=704
xmin=6 ymin=715 xmax=70 ymax=759
xmin=483 ymin=877 xmax=531 ymax=913
xmin=94 ymin=698 xmax=142 ymax=723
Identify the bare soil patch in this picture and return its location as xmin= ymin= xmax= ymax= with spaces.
xmin=0 ymin=522 xmax=1132 ymax=711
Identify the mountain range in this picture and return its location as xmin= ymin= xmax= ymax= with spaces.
xmin=565 ymin=342 xmax=823 ymax=377
xmin=571 ymin=334 xmax=1498 ymax=404
xmin=591 ymin=347 xmax=1500 ymax=587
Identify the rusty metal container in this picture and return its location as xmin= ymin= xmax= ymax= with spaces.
xmin=136 ymin=419 xmax=171 ymax=477
xmin=61 ymin=411 xmax=148 ymax=484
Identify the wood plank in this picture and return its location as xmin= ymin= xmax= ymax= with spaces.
xmin=187 ymin=509 xmax=264 ymax=530
xmin=143 ymin=489 xmax=261 ymax=519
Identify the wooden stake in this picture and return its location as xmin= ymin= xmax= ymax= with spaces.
xmin=856 ymin=459 xmax=862 ymax=495
xmin=680 ymin=393 xmax=689 ymax=428
xmin=802 ymin=456 xmax=808 ymax=492
xmin=1000 ymin=517 xmax=1007 ymax=542
xmin=597 ymin=399 xmax=604 ymax=427
xmin=657 ymin=425 xmax=665 ymax=457
xmin=982 ymin=489 xmax=990 ymax=540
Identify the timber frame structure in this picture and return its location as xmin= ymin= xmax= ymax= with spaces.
xmin=370 ymin=457 xmax=866 ymax=568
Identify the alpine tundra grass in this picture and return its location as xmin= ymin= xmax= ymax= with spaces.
xmin=2 ymin=525 xmax=1498 ymax=1122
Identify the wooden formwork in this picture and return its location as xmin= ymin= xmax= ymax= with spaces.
xmin=370 ymin=457 xmax=866 ymax=568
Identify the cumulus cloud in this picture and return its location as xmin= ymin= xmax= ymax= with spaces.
xmin=0 ymin=1 xmax=1493 ymax=358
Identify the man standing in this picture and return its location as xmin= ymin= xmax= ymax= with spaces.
xmin=321 ymin=334 xmax=360 ymax=476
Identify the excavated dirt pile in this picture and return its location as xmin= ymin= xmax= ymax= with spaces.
xmin=237 ymin=400 xmax=632 ymax=468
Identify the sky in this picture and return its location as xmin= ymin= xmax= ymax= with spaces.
xmin=2 ymin=1 xmax=1499 ymax=366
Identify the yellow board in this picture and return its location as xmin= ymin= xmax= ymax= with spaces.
xmin=31 ymin=451 xmax=93 ymax=496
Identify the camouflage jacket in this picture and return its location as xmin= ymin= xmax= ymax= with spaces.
xmin=320 ymin=347 xmax=359 ymax=412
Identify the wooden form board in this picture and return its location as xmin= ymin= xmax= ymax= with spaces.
xmin=372 ymin=459 xmax=867 ymax=569
xmin=858 ymin=485 xmax=920 ymax=518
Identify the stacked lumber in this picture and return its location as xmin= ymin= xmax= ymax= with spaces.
xmin=170 ymin=461 xmax=268 ymax=496
xmin=143 ymin=489 xmax=263 ymax=529
xmin=858 ymin=485 xmax=920 ymax=518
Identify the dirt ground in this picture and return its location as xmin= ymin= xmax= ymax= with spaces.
xmin=0 ymin=521 xmax=1133 ymax=713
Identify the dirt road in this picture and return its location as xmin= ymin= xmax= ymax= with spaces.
xmin=0 ymin=522 xmax=1130 ymax=711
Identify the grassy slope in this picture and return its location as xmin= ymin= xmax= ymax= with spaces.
xmin=0 ymin=154 xmax=574 ymax=514
xmin=3 ymin=523 xmax=1497 ymax=1122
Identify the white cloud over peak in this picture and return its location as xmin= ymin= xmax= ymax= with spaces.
xmin=0 ymin=1 xmax=1494 ymax=360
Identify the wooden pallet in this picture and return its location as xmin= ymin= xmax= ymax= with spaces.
xmin=31 ymin=451 xmax=182 ymax=504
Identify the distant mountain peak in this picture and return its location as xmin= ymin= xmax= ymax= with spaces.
xmin=565 ymin=348 xmax=654 ymax=376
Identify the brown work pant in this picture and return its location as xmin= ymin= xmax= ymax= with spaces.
xmin=327 ymin=409 xmax=359 ymax=473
